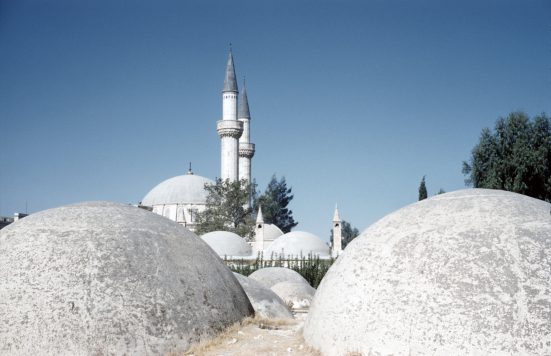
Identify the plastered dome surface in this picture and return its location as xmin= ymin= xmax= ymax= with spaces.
xmin=233 ymin=273 xmax=293 ymax=319
xmin=249 ymin=267 xmax=309 ymax=289
xmin=142 ymin=174 xmax=214 ymax=205
xmin=265 ymin=231 xmax=329 ymax=257
xmin=264 ymin=223 xmax=284 ymax=241
xmin=304 ymin=189 xmax=551 ymax=355
xmin=271 ymin=281 xmax=316 ymax=310
xmin=0 ymin=201 xmax=253 ymax=355
xmin=202 ymin=231 xmax=252 ymax=257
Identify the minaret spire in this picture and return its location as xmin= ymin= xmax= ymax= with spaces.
xmin=238 ymin=77 xmax=255 ymax=206
xmin=217 ymin=47 xmax=243 ymax=181
xmin=223 ymin=46 xmax=238 ymax=93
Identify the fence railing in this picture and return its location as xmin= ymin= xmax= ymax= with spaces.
xmin=224 ymin=252 xmax=335 ymax=288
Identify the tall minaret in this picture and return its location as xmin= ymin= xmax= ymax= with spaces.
xmin=217 ymin=48 xmax=243 ymax=181
xmin=332 ymin=204 xmax=343 ymax=257
xmin=238 ymin=79 xmax=255 ymax=203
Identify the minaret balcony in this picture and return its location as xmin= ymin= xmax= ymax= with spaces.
xmin=239 ymin=143 xmax=255 ymax=158
xmin=217 ymin=120 xmax=243 ymax=138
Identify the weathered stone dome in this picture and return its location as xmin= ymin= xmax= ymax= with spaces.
xmin=142 ymin=173 xmax=214 ymax=206
xmin=233 ymin=273 xmax=293 ymax=319
xmin=271 ymin=281 xmax=316 ymax=311
xmin=304 ymin=189 xmax=551 ymax=355
xmin=0 ymin=201 xmax=253 ymax=355
xmin=265 ymin=231 xmax=329 ymax=257
xmin=201 ymin=231 xmax=252 ymax=257
xmin=249 ymin=267 xmax=309 ymax=289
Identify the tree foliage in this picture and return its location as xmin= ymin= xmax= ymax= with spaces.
xmin=329 ymin=220 xmax=360 ymax=249
xmin=254 ymin=175 xmax=298 ymax=233
xmin=462 ymin=112 xmax=551 ymax=202
xmin=195 ymin=178 xmax=255 ymax=238
xmin=418 ymin=175 xmax=428 ymax=201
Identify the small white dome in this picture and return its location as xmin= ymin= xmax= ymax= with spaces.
xmin=201 ymin=231 xmax=252 ymax=257
xmin=263 ymin=223 xmax=284 ymax=241
xmin=265 ymin=231 xmax=329 ymax=257
xmin=142 ymin=174 xmax=214 ymax=206
xmin=249 ymin=267 xmax=309 ymax=289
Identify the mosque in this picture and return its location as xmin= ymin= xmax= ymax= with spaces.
xmin=141 ymin=49 xmax=343 ymax=259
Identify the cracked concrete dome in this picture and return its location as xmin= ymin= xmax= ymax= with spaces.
xmin=142 ymin=173 xmax=214 ymax=205
xmin=201 ymin=231 xmax=252 ymax=257
xmin=249 ymin=267 xmax=310 ymax=289
xmin=233 ymin=273 xmax=293 ymax=319
xmin=265 ymin=231 xmax=329 ymax=257
xmin=304 ymin=189 xmax=551 ymax=355
xmin=0 ymin=201 xmax=253 ymax=355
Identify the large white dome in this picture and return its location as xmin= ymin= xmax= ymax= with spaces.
xmin=142 ymin=174 xmax=214 ymax=206
xmin=201 ymin=231 xmax=252 ymax=257
xmin=0 ymin=201 xmax=253 ymax=355
xmin=265 ymin=231 xmax=329 ymax=257
xmin=304 ymin=189 xmax=551 ymax=355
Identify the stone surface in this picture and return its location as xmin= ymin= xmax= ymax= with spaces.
xmin=0 ymin=201 xmax=253 ymax=355
xmin=304 ymin=189 xmax=551 ymax=355
xmin=265 ymin=231 xmax=330 ymax=258
xmin=202 ymin=231 xmax=252 ymax=257
xmin=249 ymin=267 xmax=310 ymax=289
xmin=233 ymin=273 xmax=293 ymax=319
xmin=271 ymin=281 xmax=316 ymax=310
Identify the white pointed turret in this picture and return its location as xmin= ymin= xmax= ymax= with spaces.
xmin=254 ymin=206 xmax=264 ymax=254
xmin=332 ymin=204 xmax=343 ymax=257
xmin=217 ymin=47 xmax=243 ymax=181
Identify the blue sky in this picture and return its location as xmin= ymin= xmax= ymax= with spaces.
xmin=1 ymin=0 xmax=550 ymax=241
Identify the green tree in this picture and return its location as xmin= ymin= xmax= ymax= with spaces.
xmin=195 ymin=178 xmax=255 ymax=238
xmin=329 ymin=220 xmax=360 ymax=249
xmin=254 ymin=175 xmax=298 ymax=233
xmin=418 ymin=175 xmax=428 ymax=200
xmin=437 ymin=188 xmax=446 ymax=195
xmin=462 ymin=112 xmax=551 ymax=202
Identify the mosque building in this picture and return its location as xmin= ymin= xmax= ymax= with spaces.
xmin=141 ymin=49 xmax=343 ymax=259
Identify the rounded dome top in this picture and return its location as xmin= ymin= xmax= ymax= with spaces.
xmin=265 ymin=231 xmax=329 ymax=257
xmin=263 ymin=223 xmax=284 ymax=241
xmin=304 ymin=189 xmax=551 ymax=355
xmin=0 ymin=201 xmax=253 ymax=355
xmin=142 ymin=174 xmax=214 ymax=206
xmin=232 ymin=273 xmax=293 ymax=319
xmin=249 ymin=267 xmax=310 ymax=289
xmin=201 ymin=231 xmax=252 ymax=257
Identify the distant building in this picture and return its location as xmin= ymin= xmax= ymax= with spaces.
xmin=141 ymin=49 xmax=255 ymax=231
xmin=0 ymin=213 xmax=28 ymax=230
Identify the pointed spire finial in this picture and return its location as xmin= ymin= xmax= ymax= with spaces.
xmin=333 ymin=204 xmax=341 ymax=222
xmin=187 ymin=162 xmax=193 ymax=175
xmin=238 ymin=77 xmax=251 ymax=119
xmin=223 ymin=46 xmax=238 ymax=92
xmin=256 ymin=205 xmax=264 ymax=224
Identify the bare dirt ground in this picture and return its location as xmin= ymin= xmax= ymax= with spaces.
xmin=184 ymin=312 xmax=320 ymax=356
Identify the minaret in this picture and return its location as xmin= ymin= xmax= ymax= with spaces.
xmin=238 ymin=79 xmax=255 ymax=204
xmin=217 ymin=48 xmax=243 ymax=181
xmin=254 ymin=205 xmax=264 ymax=254
xmin=332 ymin=204 xmax=343 ymax=257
